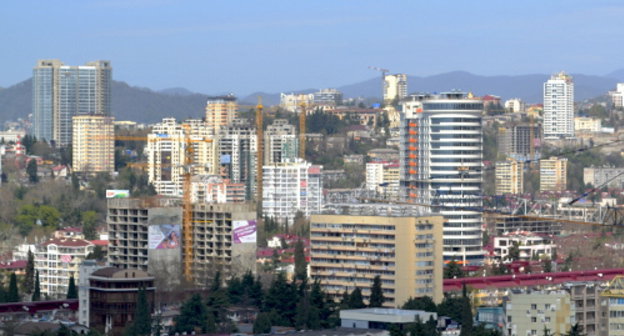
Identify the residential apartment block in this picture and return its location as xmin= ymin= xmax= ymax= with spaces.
xmin=265 ymin=119 xmax=298 ymax=164
xmin=505 ymin=291 xmax=575 ymax=336
xmin=205 ymin=95 xmax=237 ymax=134
xmin=540 ymin=157 xmax=568 ymax=192
xmin=365 ymin=161 xmax=399 ymax=198
xmin=72 ymin=115 xmax=114 ymax=174
xmin=310 ymin=213 xmax=444 ymax=307
xmin=383 ymin=74 xmax=407 ymax=104
xmin=543 ymin=72 xmax=574 ymax=139
xmin=584 ymin=167 xmax=624 ymax=188
xmin=495 ymin=158 xmax=523 ymax=195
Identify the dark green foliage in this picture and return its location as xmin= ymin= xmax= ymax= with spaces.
xmin=24 ymin=249 xmax=35 ymax=294
xmin=253 ymin=312 xmax=272 ymax=334
xmin=506 ymin=241 xmax=520 ymax=262
xmin=402 ymin=296 xmax=437 ymax=312
xmin=307 ymin=110 xmax=346 ymax=135
xmin=7 ymin=273 xmax=19 ymax=302
xmin=32 ymin=271 xmax=41 ymax=301
xmin=174 ymin=294 xmax=209 ymax=333
xmin=71 ymin=173 xmax=80 ymax=191
xmin=565 ymin=323 xmax=586 ymax=336
xmin=26 ymin=159 xmax=38 ymax=183
xmin=81 ymin=210 xmax=98 ymax=240
xmin=348 ymin=288 xmax=365 ymax=309
xmin=369 ymin=275 xmax=384 ymax=307
xmin=294 ymin=240 xmax=307 ymax=281
xmin=66 ymin=275 xmax=77 ymax=299
xmin=15 ymin=204 xmax=61 ymax=236
xmin=86 ymin=246 xmax=107 ymax=261
xmin=207 ymin=273 xmax=230 ymax=331
xmin=125 ymin=288 xmax=151 ymax=336
xmin=437 ymin=296 xmax=464 ymax=322
xmin=264 ymin=272 xmax=298 ymax=326
xmin=389 ymin=324 xmax=406 ymax=336
xmin=444 ymin=260 xmax=465 ymax=279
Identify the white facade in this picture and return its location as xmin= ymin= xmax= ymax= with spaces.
xmin=365 ymin=161 xmax=399 ymax=198
xmin=493 ymin=233 xmax=555 ymax=263
xmin=384 ymin=74 xmax=408 ymax=103
xmin=543 ymin=72 xmax=575 ymax=139
xmin=218 ymin=119 xmax=258 ymax=198
xmin=574 ymin=117 xmax=602 ymax=133
xmin=504 ymin=98 xmax=526 ymax=113
xmin=262 ymin=160 xmax=322 ymax=224
xmin=146 ymin=118 xmax=216 ymax=197
xmin=609 ymin=83 xmax=624 ymax=108
xmin=78 ymin=260 xmax=105 ymax=326
xmin=280 ymin=93 xmax=314 ymax=112
xmin=495 ymin=158 xmax=523 ymax=195
xmin=34 ymin=238 xmax=94 ymax=298
xmin=265 ymin=119 xmax=298 ymax=164
xmin=400 ymin=92 xmax=484 ymax=264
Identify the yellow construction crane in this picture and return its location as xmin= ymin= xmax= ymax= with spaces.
xmin=256 ymin=97 xmax=264 ymax=206
xmin=299 ymin=102 xmax=306 ymax=160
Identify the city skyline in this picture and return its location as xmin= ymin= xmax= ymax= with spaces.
xmin=2 ymin=1 xmax=624 ymax=95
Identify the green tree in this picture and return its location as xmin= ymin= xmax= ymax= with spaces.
xmin=506 ymin=241 xmax=521 ymax=262
xmin=32 ymin=271 xmax=41 ymax=302
xmin=369 ymin=275 xmax=385 ymax=307
xmin=15 ymin=204 xmax=61 ymax=236
xmin=67 ymin=275 xmax=78 ymax=299
xmin=459 ymin=285 xmax=473 ymax=336
xmin=402 ymin=296 xmax=437 ymax=312
xmin=542 ymin=325 xmax=553 ymax=336
xmin=24 ymin=249 xmax=35 ymax=294
xmin=26 ymin=159 xmax=39 ymax=183
xmin=253 ymin=312 xmax=273 ymax=334
xmin=7 ymin=273 xmax=19 ymax=302
xmin=174 ymin=294 xmax=209 ymax=333
xmin=444 ymin=260 xmax=465 ymax=279
xmin=125 ymin=288 xmax=151 ymax=336
xmin=294 ymin=240 xmax=307 ymax=281
xmin=207 ymin=272 xmax=230 ymax=331
xmin=565 ymin=323 xmax=586 ymax=336
xmin=543 ymin=257 xmax=553 ymax=273
xmin=348 ymin=288 xmax=365 ymax=309
xmin=81 ymin=210 xmax=98 ymax=240
xmin=71 ymin=173 xmax=80 ymax=191
xmin=86 ymin=246 xmax=107 ymax=261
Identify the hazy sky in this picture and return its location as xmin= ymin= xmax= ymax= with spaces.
xmin=2 ymin=1 xmax=623 ymax=95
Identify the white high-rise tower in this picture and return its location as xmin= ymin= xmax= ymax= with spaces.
xmin=543 ymin=72 xmax=574 ymax=139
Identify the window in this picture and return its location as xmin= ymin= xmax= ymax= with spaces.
xmin=531 ymin=317 xmax=537 ymax=323
xmin=531 ymin=304 xmax=537 ymax=310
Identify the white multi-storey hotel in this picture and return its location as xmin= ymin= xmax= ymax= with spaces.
xmin=543 ymin=72 xmax=575 ymax=139
xmin=35 ymin=238 xmax=94 ymax=298
xmin=400 ymin=92 xmax=484 ymax=264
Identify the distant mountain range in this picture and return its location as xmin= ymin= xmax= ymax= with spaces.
xmin=1 ymin=70 xmax=623 ymax=125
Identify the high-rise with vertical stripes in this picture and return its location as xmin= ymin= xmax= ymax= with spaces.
xmin=400 ymin=92 xmax=484 ymax=264
xmin=543 ymin=72 xmax=574 ymax=139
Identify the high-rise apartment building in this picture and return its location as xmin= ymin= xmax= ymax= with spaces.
xmin=495 ymin=158 xmax=523 ymax=195
xmin=609 ymin=83 xmax=624 ymax=108
xmin=539 ymin=157 xmax=568 ymax=191
xmin=365 ymin=161 xmax=400 ymax=198
xmin=310 ymin=213 xmax=444 ymax=306
xmin=190 ymin=175 xmax=245 ymax=203
xmin=265 ymin=119 xmax=298 ymax=164
xmin=205 ymin=95 xmax=237 ymax=134
xmin=543 ymin=72 xmax=574 ymax=139
xmin=218 ymin=119 xmax=257 ymax=199
xmin=72 ymin=115 xmax=114 ymax=174
xmin=384 ymin=74 xmax=408 ymax=104
xmin=313 ymin=88 xmax=343 ymax=107
xmin=584 ymin=167 xmax=624 ymax=189
xmin=33 ymin=59 xmax=111 ymax=146
xmin=498 ymin=124 xmax=541 ymax=161
xmin=146 ymin=118 xmax=217 ymax=196
xmin=400 ymin=92 xmax=484 ymax=264
xmin=107 ymin=197 xmax=256 ymax=286
xmin=262 ymin=160 xmax=322 ymax=224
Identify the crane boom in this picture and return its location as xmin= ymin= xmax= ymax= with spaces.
xmin=299 ymin=102 xmax=306 ymax=160
xmin=256 ymin=97 xmax=264 ymax=206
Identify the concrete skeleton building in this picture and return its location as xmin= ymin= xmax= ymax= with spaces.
xmin=540 ymin=156 xmax=568 ymax=192
xmin=106 ymin=197 xmax=257 ymax=287
xmin=72 ymin=115 xmax=114 ymax=174
xmin=383 ymin=74 xmax=407 ymax=104
xmin=265 ymin=119 xmax=298 ymax=164
xmin=33 ymin=59 xmax=112 ymax=147
xmin=543 ymin=72 xmax=575 ymax=139
xmin=495 ymin=158 xmax=523 ymax=195
xmin=34 ymin=238 xmax=95 ymax=298
xmin=262 ymin=160 xmax=322 ymax=224
xmin=584 ymin=167 xmax=624 ymax=189
xmin=146 ymin=118 xmax=217 ymax=197
xmin=310 ymin=213 xmax=444 ymax=307
xmin=497 ymin=124 xmax=540 ymax=161
xmin=400 ymin=92 xmax=484 ymax=264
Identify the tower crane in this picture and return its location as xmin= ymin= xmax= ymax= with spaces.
xmin=368 ymin=66 xmax=389 ymax=100
xmin=299 ymin=102 xmax=306 ymax=160
xmin=256 ymin=97 xmax=264 ymax=207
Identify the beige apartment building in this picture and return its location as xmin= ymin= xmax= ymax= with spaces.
xmin=505 ymin=291 xmax=575 ymax=336
xmin=72 ymin=115 xmax=114 ymax=174
xmin=205 ymin=95 xmax=237 ymax=134
xmin=310 ymin=214 xmax=444 ymax=307
xmin=540 ymin=156 xmax=568 ymax=191
xmin=495 ymin=158 xmax=523 ymax=195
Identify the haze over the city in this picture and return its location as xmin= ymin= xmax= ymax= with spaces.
xmin=2 ymin=0 xmax=624 ymax=95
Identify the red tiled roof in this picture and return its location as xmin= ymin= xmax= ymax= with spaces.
xmin=90 ymin=240 xmax=108 ymax=246
xmin=41 ymin=238 xmax=93 ymax=247
xmin=0 ymin=260 xmax=27 ymax=269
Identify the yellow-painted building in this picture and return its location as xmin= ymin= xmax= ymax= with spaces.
xmin=495 ymin=158 xmax=523 ymax=195
xmin=574 ymin=117 xmax=602 ymax=133
xmin=540 ymin=157 xmax=567 ymax=192
xmin=310 ymin=214 xmax=444 ymax=307
xmin=602 ymin=276 xmax=624 ymax=336
xmin=72 ymin=115 xmax=114 ymax=174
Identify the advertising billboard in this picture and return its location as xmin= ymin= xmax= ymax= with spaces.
xmin=232 ymin=220 xmax=257 ymax=244
xmin=106 ymin=190 xmax=130 ymax=199
xmin=148 ymin=224 xmax=181 ymax=249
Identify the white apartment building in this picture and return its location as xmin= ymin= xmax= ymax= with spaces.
xmin=280 ymin=93 xmax=314 ymax=113
xmin=218 ymin=119 xmax=257 ymax=199
xmin=610 ymin=83 xmax=624 ymax=108
xmin=34 ymin=238 xmax=94 ymax=298
xmin=146 ymin=118 xmax=217 ymax=197
xmin=504 ymin=98 xmax=526 ymax=113
xmin=384 ymin=74 xmax=408 ymax=104
xmin=400 ymin=92 xmax=484 ymax=264
xmin=262 ymin=160 xmax=322 ymax=224
xmin=190 ymin=175 xmax=245 ymax=203
xmin=495 ymin=158 xmax=523 ymax=195
xmin=493 ymin=232 xmax=555 ymax=263
xmin=543 ymin=72 xmax=575 ymax=139
xmin=574 ymin=117 xmax=602 ymax=133
xmin=365 ymin=161 xmax=399 ymax=198
xmin=265 ymin=119 xmax=298 ymax=164
xmin=72 ymin=115 xmax=115 ymax=174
